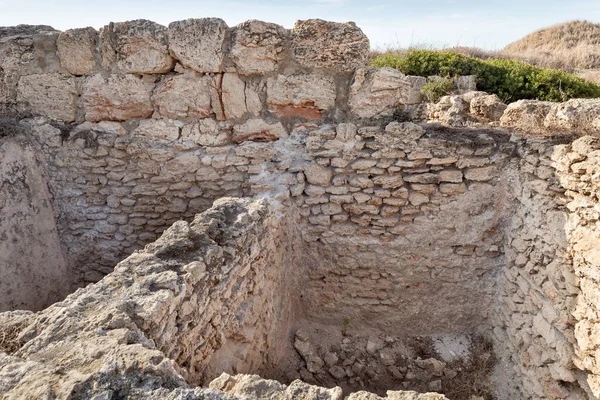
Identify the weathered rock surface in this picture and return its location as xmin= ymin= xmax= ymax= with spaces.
xmin=349 ymin=68 xmax=412 ymax=119
xmin=291 ymin=19 xmax=369 ymax=71
xmin=82 ymin=74 xmax=154 ymax=121
xmin=230 ymin=20 xmax=287 ymax=75
xmin=469 ymin=94 xmax=507 ymax=121
xmin=17 ymin=73 xmax=78 ymax=121
xmin=100 ymin=19 xmax=174 ymax=74
xmin=168 ymin=18 xmax=227 ymax=73
xmin=154 ymin=73 xmax=212 ymax=119
xmin=56 ymin=27 xmax=98 ymax=75
xmin=267 ymin=73 xmax=336 ymax=119
xmin=500 ymin=99 xmax=554 ymax=129
xmin=544 ymin=98 xmax=600 ymax=133
xmin=232 ymin=118 xmax=287 ymax=143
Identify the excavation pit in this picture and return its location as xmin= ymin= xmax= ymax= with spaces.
xmin=1 ymin=17 xmax=600 ymax=400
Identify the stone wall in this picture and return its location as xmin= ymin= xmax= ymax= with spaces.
xmin=557 ymin=137 xmax=600 ymax=398
xmin=0 ymin=136 xmax=71 ymax=311
xmin=293 ymin=123 xmax=514 ymax=336
xmin=1 ymin=17 xmax=433 ymax=289
xmin=493 ymin=136 xmax=600 ymax=399
xmin=2 ymin=16 xmax=600 ymax=400
xmin=0 ymin=197 xmax=298 ymax=397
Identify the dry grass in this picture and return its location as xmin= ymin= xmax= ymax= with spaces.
xmin=370 ymin=20 xmax=600 ymax=84
xmin=502 ymin=20 xmax=600 ymax=70
xmin=443 ymin=336 xmax=496 ymax=400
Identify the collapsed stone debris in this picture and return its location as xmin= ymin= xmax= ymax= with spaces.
xmin=0 ymin=17 xmax=599 ymax=400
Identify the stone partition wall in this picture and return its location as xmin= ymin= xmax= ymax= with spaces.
xmin=0 ymin=197 xmax=300 ymax=398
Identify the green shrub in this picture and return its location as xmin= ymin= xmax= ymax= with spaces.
xmin=371 ymin=50 xmax=600 ymax=102
xmin=421 ymin=77 xmax=455 ymax=102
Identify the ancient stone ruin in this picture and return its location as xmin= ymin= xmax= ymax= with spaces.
xmin=0 ymin=18 xmax=599 ymax=400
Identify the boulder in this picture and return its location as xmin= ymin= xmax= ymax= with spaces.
xmin=82 ymin=74 xmax=154 ymax=121
xmin=500 ymin=99 xmax=554 ymax=130
xmin=99 ymin=19 xmax=174 ymax=74
xmin=544 ymin=98 xmax=600 ymax=133
xmin=168 ymin=18 xmax=227 ymax=73
xmin=267 ymin=73 xmax=336 ymax=119
xmin=470 ymin=94 xmax=507 ymax=121
xmin=230 ymin=20 xmax=287 ymax=75
xmin=56 ymin=27 xmax=98 ymax=75
xmin=291 ymin=19 xmax=369 ymax=71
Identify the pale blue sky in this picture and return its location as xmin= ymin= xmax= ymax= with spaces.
xmin=0 ymin=0 xmax=599 ymax=50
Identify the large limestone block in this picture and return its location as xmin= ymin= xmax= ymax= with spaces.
xmin=154 ymin=73 xmax=212 ymax=119
xmin=232 ymin=118 xmax=287 ymax=143
xmin=500 ymin=99 xmax=554 ymax=130
xmin=0 ymin=28 xmax=61 ymax=76
xmin=291 ymin=19 xmax=369 ymax=72
xmin=82 ymin=74 xmax=154 ymax=121
xmin=544 ymin=98 xmax=600 ymax=133
xmin=349 ymin=68 xmax=412 ymax=119
xmin=267 ymin=73 xmax=336 ymax=119
xmin=221 ymin=73 xmax=247 ymax=119
xmin=469 ymin=94 xmax=507 ymax=121
xmin=231 ymin=20 xmax=287 ymax=75
xmin=56 ymin=27 xmax=98 ymax=75
xmin=17 ymin=73 xmax=78 ymax=122
xmin=168 ymin=18 xmax=227 ymax=73
xmin=100 ymin=19 xmax=174 ymax=74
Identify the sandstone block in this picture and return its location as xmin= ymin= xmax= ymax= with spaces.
xmin=385 ymin=121 xmax=426 ymax=142
xmin=304 ymin=164 xmax=334 ymax=186
xmin=351 ymin=159 xmax=378 ymax=170
xmin=404 ymin=173 xmax=439 ymax=184
xmin=439 ymin=170 xmax=463 ymax=183
xmin=154 ymin=73 xmax=212 ymax=119
xmin=440 ymin=183 xmax=466 ymax=195
xmin=17 ymin=73 xmax=78 ymax=122
xmin=405 ymin=76 xmax=427 ymax=104
xmin=234 ymin=142 xmax=275 ymax=159
xmin=82 ymin=74 xmax=153 ymax=121
xmin=100 ymin=19 xmax=174 ymax=73
xmin=132 ymin=119 xmax=180 ymax=141
xmin=349 ymin=68 xmax=412 ymax=119
xmin=291 ymin=19 xmax=369 ymax=71
xmin=373 ymin=175 xmax=404 ymax=189
xmin=544 ymin=98 xmax=600 ymax=133
xmin=500 ymin=99 xmax=553 ymax=130
xmin=267 ymin=73 xmax=336 ymax=119
xmin=409 ymin=192 xmax=429 ymax=206
xmin=232 ymin=118 xmax=287 ymax=143
xmin=321 ymin=203 xmax=343 ymax=215
xmin=56 ymin=27 xmax=98 ymax=75
xmin=221 ymin=73 xmax=247 ymax=119
xmin=336 ymin=123 xmax=357 ymax=142
xmin=230 ymin=20 xmax=287 ymax=75
xmin=470 ymin=94 xmax=507 ymax=121
xmin=168 ymin=18 xmax=227 ymax=73
xmin=464 ymin=166 xmax=496 ymax=182
xmin=343 ymin=203 xmax=379 ymax=215
xmin=181 ymin=120 xmax=231 ymax=146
